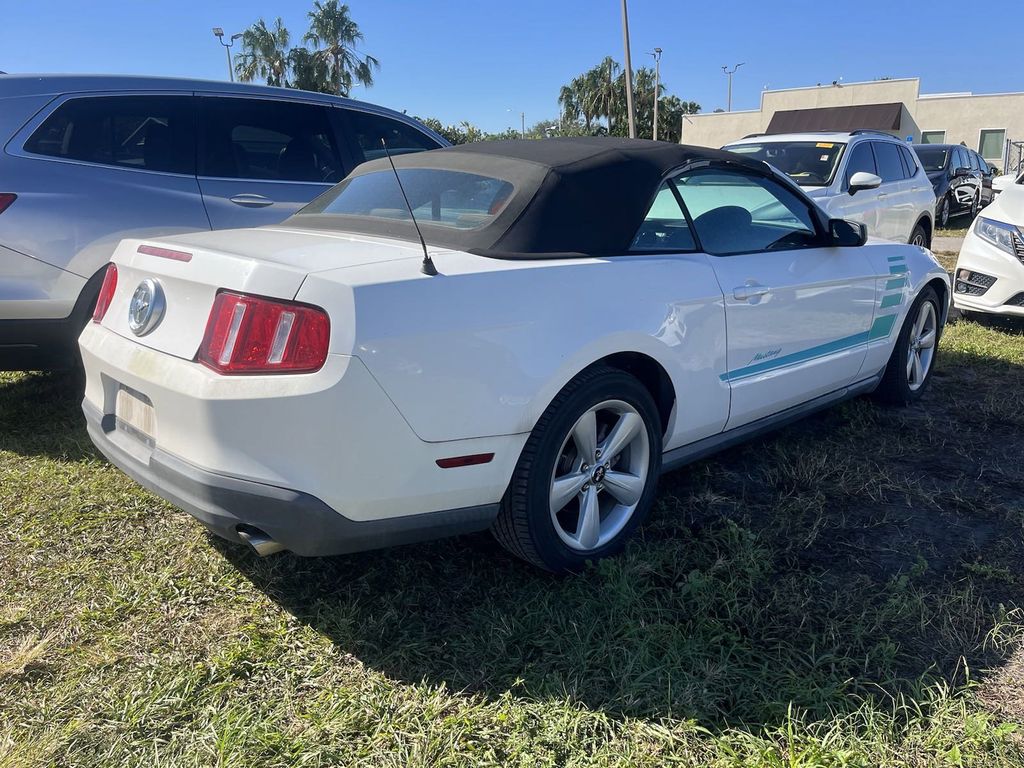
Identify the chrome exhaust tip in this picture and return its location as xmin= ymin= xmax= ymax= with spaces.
xmin=236 ymin=526 xmax=286 ymax=557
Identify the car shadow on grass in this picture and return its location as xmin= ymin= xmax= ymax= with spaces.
xmin=216 ymin=333 xmax=1024 ymax=730
xmin=0 ymin=371 xmax=96 ymax=462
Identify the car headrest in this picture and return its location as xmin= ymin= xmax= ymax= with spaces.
xmin=143 ymin=121 xmax=172 ymax=172
xmin=278 ymin=137 xmax=319 ymax=182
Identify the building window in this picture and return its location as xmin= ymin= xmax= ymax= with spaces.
xmin=979 ymin=129 xmax=1006 ymax=160
xmin=920 ymin=131 xmax=945 ymax=144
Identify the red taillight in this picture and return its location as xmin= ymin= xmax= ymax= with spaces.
xmin=92 ymin=264 xmax=118 ymax=323
xmin=198 ymin=291 xmax=330 ymax=374
xmin=0 ymin=194 xmax=16 ymax=215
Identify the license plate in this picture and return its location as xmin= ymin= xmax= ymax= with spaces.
xmin=115 ymin=387 xmax=156 ymax=443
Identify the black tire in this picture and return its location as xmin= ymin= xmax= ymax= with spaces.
xmin=492 ymin=365 xmax=663 ymax=572
xmin=873 ymin=285 xmax=942 ymax=406
xmin=970 ymin=192 xmax=980 ymax=219
xmin=909 ymin=222 xmax=929 ymax=249
xmin=937 ymin=196 xmax=950 ymax=228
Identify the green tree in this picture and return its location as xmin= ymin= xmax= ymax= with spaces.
xmin=304 ymin=0 xmax=379 ymax=96
xmin=557 ymin=57 xmax=700 ymax=142
xmin=288 ymin=47 xmax=330 ymax=92
xmin=235 ymin=18 xmax=291 ymax=87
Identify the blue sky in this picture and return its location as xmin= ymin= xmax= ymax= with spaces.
xmin=2 ymin=0 xmax=1019 ymax=133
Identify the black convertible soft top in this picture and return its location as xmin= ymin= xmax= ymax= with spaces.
xmin=291 ymin=137 xmax=768 ymax=259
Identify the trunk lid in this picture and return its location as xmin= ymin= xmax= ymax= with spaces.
xmin=100 ymin=227 xmax=421 ymax=359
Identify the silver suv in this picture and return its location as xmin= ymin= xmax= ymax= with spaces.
xmin=0 ymin=74 xmax=446 ymax=370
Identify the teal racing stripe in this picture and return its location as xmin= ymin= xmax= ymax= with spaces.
xmin=885 ymin=277 xmax=908 ymax=290
xmin=720 ymin=330 xmax=869 ymax=382
xmin=868 ymin=313 xmax=898 ymax=339
xmin=887 ymin=256 xmax=905 ymax=263
xmin=880 ymin=293 xmax=903 ymax=309
xmin=889 ymin=265 xmax=907 ymax=274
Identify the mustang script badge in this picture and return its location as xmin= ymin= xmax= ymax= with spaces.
xmin=128 ymin=278 xmax=166 ymax=336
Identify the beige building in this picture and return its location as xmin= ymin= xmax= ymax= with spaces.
xmin=681 ymin=77 xmax=1024 ymax=172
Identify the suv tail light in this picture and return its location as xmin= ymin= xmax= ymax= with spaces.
xmin=92 ymin=264 xmax=118 ymax=323
xmin=198 ymin=292 xmax=330 ymax=374
xmin=0 ymin=194 xmax=16 ymax=215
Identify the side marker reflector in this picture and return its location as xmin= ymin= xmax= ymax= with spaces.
xmin=436 ymin=453 xmax=495 ymax=469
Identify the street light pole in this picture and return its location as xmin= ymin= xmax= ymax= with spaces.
xmin=213 ymin=27 xmax=243 ymax=82
xmin=650 ymin=47 xmax=662 ymax=141
xmin=620 ymin=0 xmax=636 ymax=139
xmin=721 ymin=62 xmax=745 ymax=112
xmin=521 ymin=111 xmax=525 ymax=140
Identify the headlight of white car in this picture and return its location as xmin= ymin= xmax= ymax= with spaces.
xmin=975 ymin=217 xmax=1023 ymax=256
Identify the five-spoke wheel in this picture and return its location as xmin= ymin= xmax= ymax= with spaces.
xmin=492 ymin=366 xmax=662 ymax=571
xmin=548 ymin=400 xmax=650 ymax=552
xmin=906 ymin=300 xmax=937 ymax=392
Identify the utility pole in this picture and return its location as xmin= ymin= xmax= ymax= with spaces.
xmin=620 ymin=0 xmax=636 ymax=138
xmin=213 ymin=27 xmax=243 ymax=82
xmin=722 ymin=62 xmax=745 ymax=112
xmin=650 ymin=47 xmax=662 ymax=140
xmin=521 ymin=111 xmax=525 ymax=140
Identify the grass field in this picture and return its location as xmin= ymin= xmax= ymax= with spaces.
xmin=3 ymin=314 xmax=1024 ymax=766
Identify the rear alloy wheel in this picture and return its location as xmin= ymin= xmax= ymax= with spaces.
xmin=874 ymin=286 xmax=941 ymax=406
xmin=909 ymin=223 xmax=929 ymax=248
xmin=492 ymin=366 xmax=662 ymax=571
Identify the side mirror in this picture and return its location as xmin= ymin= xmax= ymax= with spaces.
xmin=954 ymin=166 xmax=972 ymax=178
xmin=830 ymin=218 xmax=868 ymax=247
xmin=848 ymin=171 xmax=882 ymax=195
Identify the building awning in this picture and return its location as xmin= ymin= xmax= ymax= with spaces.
xmin=766 ymin=102 xmax=904 ymax=134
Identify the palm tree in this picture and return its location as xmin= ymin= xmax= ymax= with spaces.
xmin=234 ymin=18 xmax=291 ymax=87
xmin=288 ymin=47 xmax=331 ymax=93
xmin=304 ymin=0 xmax=379 ymax=96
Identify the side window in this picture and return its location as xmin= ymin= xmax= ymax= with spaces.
xmin=345 ymin=111 xmax=441 ymax=164
xmin=954 ymin=147 xmax=969 ymax=171
xmin=872 ymin=142 xmax=905 ymax=183
xmin=672 ymin=167 xmax=820 ymax=255
xmin=198 ymin=97 xmax=344 ymax=183
xmin=629 ymin=182 xmax=696 ymax=252
xmin=23 ymin=95 xmax=195 ymax=174
xmin=844 ymin=142 xmax=877 ymax=186
xmin=899 ymin=145 xmax=920 ymax=178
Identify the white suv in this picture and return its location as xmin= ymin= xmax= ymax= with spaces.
xmin=724 ymin=131 xmax=935 ymax=247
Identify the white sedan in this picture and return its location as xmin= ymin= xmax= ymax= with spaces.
xmin=80 ymin=138 xmax=950 ymax=571
xmin=953 ymin=180 xmax=1024 ymax=317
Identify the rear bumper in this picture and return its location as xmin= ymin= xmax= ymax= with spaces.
xmin=83 ymin=400 xmax=498 ymax=556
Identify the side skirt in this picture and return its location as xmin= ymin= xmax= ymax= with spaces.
xmin=661 ymin=372 xmax=883 ymax=475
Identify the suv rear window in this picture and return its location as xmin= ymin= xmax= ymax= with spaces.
xmin=24 ymin=95 xmax=195 ymax=174
xmin=296 ymin=169 xmax=514 ymax=231
xmin=725 ymin=141 xmax=846 ymax=187
xmin=345 ymin=111 xmax=442 ymax=164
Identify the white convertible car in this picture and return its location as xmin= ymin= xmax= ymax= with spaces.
xmin=80 ymin=138 xmax=950 ymax=571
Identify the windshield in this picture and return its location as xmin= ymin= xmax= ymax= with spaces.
xmin=725 ymin=141 xmax=846 ymax=186
xmin=914 ymin=147 xmax=950 ymax=172
xmin=296 ymin=169 xmax=515 ymax=231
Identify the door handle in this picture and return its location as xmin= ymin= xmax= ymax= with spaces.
xmin=733 ymin=284 xmax=772 ymax=301
xmin=229 ymin=194 xmax=274 ymax=208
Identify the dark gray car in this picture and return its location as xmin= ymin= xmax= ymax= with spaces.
xmin=0 ymin=74 xmax=446 ymax=370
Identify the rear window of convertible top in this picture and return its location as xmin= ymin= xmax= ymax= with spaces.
xmin=296 ymin=169 xmax=515 ymax=230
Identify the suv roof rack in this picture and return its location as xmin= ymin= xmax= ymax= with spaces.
xmin=740 ymin=133 xmax=766 ymax=139
xmin=850 ymin=129 xmax=898 ymax=138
